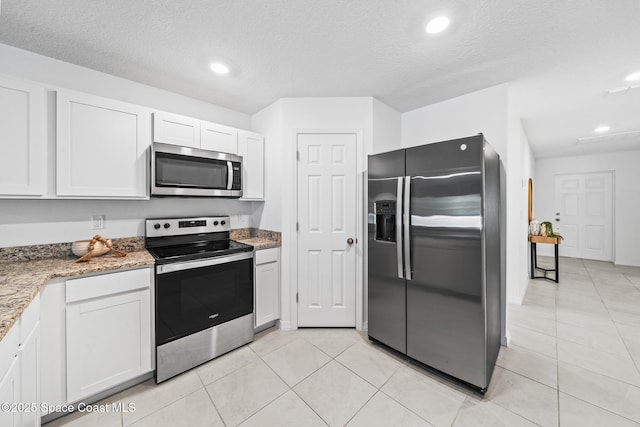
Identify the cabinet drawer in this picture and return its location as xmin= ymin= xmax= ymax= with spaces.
xmin=66 ymin=268 xmax=151 ymax=303
xmin=255 ymin=248 xmax=278 ymax=265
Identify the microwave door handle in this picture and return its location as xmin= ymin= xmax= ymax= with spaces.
xmin=227 ymin=161 xmax=233 ymax=190
xmin=396 ymin=177 xmax=404 ymax=279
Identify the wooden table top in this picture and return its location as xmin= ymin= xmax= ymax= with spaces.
xmin=528 ymin=234 xmax=562 ymax=244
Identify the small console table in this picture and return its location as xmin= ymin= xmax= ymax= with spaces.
xmin=528 ymin=235 xmax=560 ymax=283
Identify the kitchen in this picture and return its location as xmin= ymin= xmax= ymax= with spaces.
xmin=1 ymin=1 xmax=640 ymax=426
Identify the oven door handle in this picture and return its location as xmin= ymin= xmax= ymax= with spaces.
xmin=156 ymin=251 xmax=254 ymax=274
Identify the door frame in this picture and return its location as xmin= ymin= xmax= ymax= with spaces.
xmin=290 ymin=129 xmax=364 ymax=330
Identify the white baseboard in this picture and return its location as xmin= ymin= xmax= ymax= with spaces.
xmin=362 ymin=321 xmax=368 ymax=331
xmin=278 ymin=320 xmax=292 ymax=330
xmin=507 ymin=294 xmax=524 ymax=305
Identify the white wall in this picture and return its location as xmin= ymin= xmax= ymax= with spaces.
xmin=271 ymin=97 xmax=373 ymax=330
xmin=251 ymin=97 xmax=401 ymax=329
xmin=251 ymin=100 xmax=284 ymax=232
xmin=0 ymin=44 xmax=257 ymax=247
xmin=535 ymin=150 xmax=640 ymax=267
xmin=402 ymin=84 xmax=508 ymax=158
xmin=372 ymin=98 xmax=402 ymax=154
xmin=0 ymin=199 xmax=254 ymax=247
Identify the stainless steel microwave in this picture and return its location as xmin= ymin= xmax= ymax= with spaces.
xmin=151 ymin=142 xmax=242 ymax=197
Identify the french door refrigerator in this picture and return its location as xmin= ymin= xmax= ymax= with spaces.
xmin=367 ymin=134 xmax=502 ymax=392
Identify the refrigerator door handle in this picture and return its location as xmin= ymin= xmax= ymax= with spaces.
xmin=403 ymin=176 xmax=412 ymax=280
xmin=396 ymin=177 xmax=404 ymax=278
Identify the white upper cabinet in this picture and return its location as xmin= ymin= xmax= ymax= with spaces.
xmin=56 ymin=91 xmax=150 ymax=198
xmin=153 ymin=111 xmax=200 ymax=148
xmin=238 ymin=130 xmax=264 ymax=201
xmin=201 ymin=121 xmax=238 ymax=154
xmin=0 ymin=76 xmax=45 ymax=196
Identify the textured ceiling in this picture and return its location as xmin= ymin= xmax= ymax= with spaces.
xmin=0 ymin=0 xmax=639 ymax=157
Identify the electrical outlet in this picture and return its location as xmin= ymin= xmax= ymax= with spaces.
xmin=91 ymin=215 xmax=105 ymax=230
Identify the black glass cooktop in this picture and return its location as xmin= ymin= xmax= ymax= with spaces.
xmin=148 ymin=240 xmax=253 ymax=264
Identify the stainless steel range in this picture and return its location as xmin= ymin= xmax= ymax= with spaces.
xmin=145 ymin=216 xmax=254 ymax=383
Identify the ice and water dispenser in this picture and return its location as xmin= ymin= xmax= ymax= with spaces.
xmin=374 ymin=201 xmax=396 ymax=242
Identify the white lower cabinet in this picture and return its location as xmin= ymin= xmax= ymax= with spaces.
xmin=19 ymin=297 xmax=40 ymax=427
xmin=254 ymin=248 xmax=280 ymax=328
xmin=0 ymin=327 xmax=20 ymax=427
xmin=0 ymin=294 xmax=41 ymax=427
xmin=65 ymin=268 xmax=152 ymax=403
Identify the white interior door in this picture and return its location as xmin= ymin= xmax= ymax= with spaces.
xmin=297 ymin=133 xmax=357 ymax=326
xmin=554 ymin=172 xmax=613 ymax=261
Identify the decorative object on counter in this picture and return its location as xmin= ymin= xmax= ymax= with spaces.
xmin=529 ymin=219 xmax=541 ymax=236
xmin=539 ymin=221 xmax=563 ymax=240
xmin=74 ymin=235 xmax=127 ymax=262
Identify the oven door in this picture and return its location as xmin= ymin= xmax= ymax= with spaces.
xmin=155 ymin=252 xmax=253 ymax=346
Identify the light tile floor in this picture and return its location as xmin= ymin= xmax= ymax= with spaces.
xmin=46 ymin=257 xmax=640 ymax=426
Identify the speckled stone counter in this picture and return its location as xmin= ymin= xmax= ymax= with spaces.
xmin=231 ymin=228 xmax=281 ymax=250
xmin=0 ymin=238 xmax=154 ymax=342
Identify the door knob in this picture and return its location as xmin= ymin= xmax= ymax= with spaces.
xmin=347 ymin=238 xmax=354 ymax=245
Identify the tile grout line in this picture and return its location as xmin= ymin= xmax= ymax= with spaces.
xmin=556 ymin=259 xmax=640 ymax=422
xmin=583 ymin=260 xmax=640 ymax=379
xmin=196 ymin=367 xmax=228 ymax=427
xmin=555 ymin=258 xmax=571 ymax=427
xmin=557 ymin=390 xmax=640 ymax=426
xmin=255 ymin=331 xmax=361 ymax=426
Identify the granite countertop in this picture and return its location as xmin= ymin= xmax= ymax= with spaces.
xmin=0 ymin=230 xmax=281 ymax=343
xmin=231 ymin=228 xmax=281 ymax=250
xmin=0 ymin=240 xmax=154 ymax=343
xmin=234 ymin=237 xmax=280 ymax=250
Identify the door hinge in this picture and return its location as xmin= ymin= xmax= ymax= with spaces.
xmin=296 ymin=222 xmax=299 ymax=231
xmin=296 ymin=293 xmax=298 ymax=303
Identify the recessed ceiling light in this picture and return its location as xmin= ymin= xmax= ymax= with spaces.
xmin=425 ymin=16 xmax=450 ymax=34
xmin=625 ymin=71 xmax=640 ymax=82
xmin=593 ymin=125 xmax=610 ymax=133
xmin=210 ymin=62 xmax=230 ymax=75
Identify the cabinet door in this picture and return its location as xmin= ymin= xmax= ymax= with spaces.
xmin=39 ymin=280 xmax=66 ymax=408
xmin=0 ymin=76 xmax=45 ymax=196
xmin=201 ymin=121 xmax=238 ymax=154
xmin=255 ymin=256 xmax=280 ymax=327
xmin=56 ymin=91 xmax=150 ymax=198
xmin=19 ymin=323 xmax=39 ymax=427
xmin=153 ymin=111 xmax=200 ymax=148
xmin=238 ymin=131 xmax=265 ymax=201
xmin=66 ymin=289 xmax=151 ymax=403
xmin=0 ymin=357 xmax=20 ymax=427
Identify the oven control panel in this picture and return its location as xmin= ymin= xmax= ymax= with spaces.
xmin=146 ymin=216 xmax=230 ymax=237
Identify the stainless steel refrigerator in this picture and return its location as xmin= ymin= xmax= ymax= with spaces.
xmin=367 ymin=134 xmax=502 ymax=392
